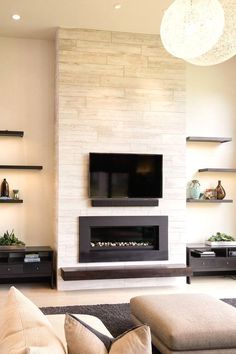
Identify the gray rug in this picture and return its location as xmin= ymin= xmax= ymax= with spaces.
xmin=41 ymin=303 xmax=131 ymax=338
xmin=40 ymin=299 xmax=236 ymax=354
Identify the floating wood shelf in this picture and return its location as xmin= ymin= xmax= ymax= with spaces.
xmin=0 ymin=199 xmax=23 ymax=203
xmin=0 ymin=130 xmax=24 ymax=137
xmin=0 ymin=165 xmax=43 ymax=170
xmin=61 ymin=264 xmax=192 ymax=281
xmin=186 ymin=136 xmax=232 ymax=143
xmin=91 ymin=198 xmax=159 ymax=207
xmin=198 ymin=168 xmax=236 ymax=173
xmin=187 ymin=198 xmax=233 ymax=203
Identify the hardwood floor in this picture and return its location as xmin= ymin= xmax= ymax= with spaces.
xmin=0 ymin=276 xmax=236 ymax=307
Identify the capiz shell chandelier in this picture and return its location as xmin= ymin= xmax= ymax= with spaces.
xmin=187 ymin=0 xmax=236 ymax=66
xmin=160 ymin=0 xmax=225 ymax=59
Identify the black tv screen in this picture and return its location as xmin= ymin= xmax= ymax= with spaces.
xmin=89 ymin=153 xmax=163 ymax=199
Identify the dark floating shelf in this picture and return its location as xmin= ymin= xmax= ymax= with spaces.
xmin=0 ymin=165 xmax=43 ymax=170
xmin=187 ymin=198 xmax=233 ymax=203
xmin=186 ymin=136 xmax=232 ymax=143
xmin=0 ymin=130 xmax=24 ymax=137
xmin=91 ymin=198 xmax=159 ymax=207
xmin=198 ymin=168 xmax=236 ymax=173
xmin=0 ymin=199 xmax=23 ymax=203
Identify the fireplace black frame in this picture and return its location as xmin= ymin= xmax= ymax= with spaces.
xmin=79 ymin=216 xmax=168 ymax=262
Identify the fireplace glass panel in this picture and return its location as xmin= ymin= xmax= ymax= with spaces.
xmin=90 ymin=226 xmax=159 ymax=250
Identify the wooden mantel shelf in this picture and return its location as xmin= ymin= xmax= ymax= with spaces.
xmin=61 ymin=264 xmax=192 ymax=281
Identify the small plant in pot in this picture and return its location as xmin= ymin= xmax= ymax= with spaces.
xmin=206 ymin=232 xmax=236 ymax=246
xmin=0 ymin=230 xmax=25 ymax=249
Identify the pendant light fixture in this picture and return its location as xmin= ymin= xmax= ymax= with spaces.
xmin=187 ymin=0 xmax=236 ymax=66
xmin=160 ymin=0 xmax=225 ymax=60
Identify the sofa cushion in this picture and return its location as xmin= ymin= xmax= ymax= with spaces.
xmin=0 ymin=286 xmax=66 ymax=354
xmin=65 ymin=313 xmax=152 ymax=354
xmin=47 ymin=313 xmax=113 ymax=349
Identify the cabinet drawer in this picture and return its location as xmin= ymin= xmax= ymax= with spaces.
xmin=190 ymin=258 xmax=226 ymax=269
xmin=23 ymin=262 xmax=52 ymax=275
xmin=0 ymin=264 xmax=23 ymax=275
xmin=225 ymin=258 xmax=236 ymax=268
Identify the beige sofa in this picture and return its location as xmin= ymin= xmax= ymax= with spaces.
xmin=0 ymin=287 xmax=152 ymax=354
xmin=0 ymin=287 xmax=113 ymax=354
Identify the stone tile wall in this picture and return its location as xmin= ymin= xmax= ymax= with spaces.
xmin=56 ymin=28 xmax=186 ymax=290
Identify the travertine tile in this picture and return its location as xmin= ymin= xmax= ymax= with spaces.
xmin=148 ymin=56 xmax=185 ymax=70
xmin=58 ymin=28 xmax=111 ymax=42
xmin=101 ymin=76 xmax=185 ymax=90
xmin=112 ymin=31 xmax=161 ymax=46
xmin=125 ymin=88 xmax=173 ymax=100
xmin=107 ymin=53 xmax=148 ymax=66
xmin=142 ymin=45 xmax=177 ymax=58
xmin=58 ymin=39 xmax=77 ymax=51
xmin=86 ymin=97 xmax=150 ymax=111
xmin=59 ymin=50 xmax=107 ymax=64
xmin=59 ymin=62 xmax=124 ymax=77
xmin=59 ymin=85 xmax=125 ymax=98
xmin=59 ymin=96 xmax=86 ymax=109
xmin=76 ymin=40 xmax=141 ymax=55
xmin=59 ymin=73 xmax=101 ymax=86
xmin=124 ymin=66 xmax=185 ymax=80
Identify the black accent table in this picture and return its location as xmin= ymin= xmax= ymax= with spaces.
xmin=186 ymin=243 xmax=236 ymax=284
xmin=0 ymin=246 xmax=54 ymax=288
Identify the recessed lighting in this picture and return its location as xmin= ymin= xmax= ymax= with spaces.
xmin=12 ymin=14 xmax=21 ymax=21
xmin=114 ymin=4 xmax=121 ymax=10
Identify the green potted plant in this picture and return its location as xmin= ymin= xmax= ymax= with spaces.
xmin=206 ymin=232 xmax=236 ymax=246
xmin=0 ymin=230 xmax=25 ymax=249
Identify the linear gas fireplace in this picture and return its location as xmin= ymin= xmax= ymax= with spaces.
xmin=79 ymin=216 xmax=168 ymax=262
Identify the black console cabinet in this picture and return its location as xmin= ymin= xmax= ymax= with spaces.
xmin=186 ymin=243 xmax=236 ymax=284
xmin=0 ymin=246 xmax=54 ymax=288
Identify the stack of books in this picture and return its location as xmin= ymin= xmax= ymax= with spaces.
xmin=24 ymin=253 xmax=40 ymax=263
xmin=192 ymin=249 xmax=216 ymax=257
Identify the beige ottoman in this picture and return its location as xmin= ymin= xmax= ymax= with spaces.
xmin=130 ymin=294 xmax=236 ymax=354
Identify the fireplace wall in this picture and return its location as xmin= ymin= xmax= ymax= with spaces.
xmin=56 ymin=28 xmax=186 ymax=290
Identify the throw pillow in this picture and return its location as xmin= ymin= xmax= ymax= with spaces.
xmin=64 ymin=313 xmax=152 ymax=354
xmin=0 ymin=286 xmax=66 ymax=354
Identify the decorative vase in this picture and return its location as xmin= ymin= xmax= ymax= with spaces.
xmin=216 ymin=180 xmax=226 ymax=200
xmin=189 ymin=180 xmax=201 ymax=199
xmin=1 ymin=178 xmax=9 ymax=197
xmin=13 ymin=189 xmax=19 ymax=200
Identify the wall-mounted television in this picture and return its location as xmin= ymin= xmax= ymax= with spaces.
xmin=89 ymin=153 xmax=163 ymax=199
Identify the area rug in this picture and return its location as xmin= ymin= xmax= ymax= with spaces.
xmin=41 ymin=303 xmax=131 ymax=338
xmin=40 ymin=299 xmax=236 ymax=354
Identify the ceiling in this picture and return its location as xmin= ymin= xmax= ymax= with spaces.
xmin=0 ymin=0 xmax=173 ymax=40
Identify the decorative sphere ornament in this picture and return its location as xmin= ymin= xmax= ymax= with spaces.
xmin=187 ymin=0 xmax=236 ymax=66
xmin=160 ymin=0 xmax=225 ymax=59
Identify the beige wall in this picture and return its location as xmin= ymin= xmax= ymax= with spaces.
xmin=0 ymin=37 xmax=55 ymax=247
xmin=1 ymin=32 xmax=236 ymax=290
xmin=56 ymin=28 xmax=186 ymax=290
xmin=186 ymin=57 xmax=236 ymax=243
